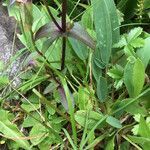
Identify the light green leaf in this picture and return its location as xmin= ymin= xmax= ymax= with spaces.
xmin=138 ymin=116 xmax=150 ymax=138
xmin=107 ymin=65 xmax=124 ymax=79
xmin=81 ymin=6 xmax=93 ymax=29
xmin=0 ymin=109 xmax=30 ymax=149
xmin=0 ymin=76 xmax=9 ymax=87
xmin=127 ymin=27 xmax=143 ymax=42
xmin=113 ymin=35 xmax=127 ymax=48
xmin=78 ymin=87 xmax=92 ymax=110
xmin=19 ymin=75 xmax=49 ymax=92
xmin=130 ymin=38 xmax=144 ymax=48
xmin=124 ymin=45 xmax=136 ymax=57
xmin=124 ymin=58 xmax=145 ymax=97
xmin=112 ymin=88 xmax=150 ymax=115
xmin=22 ymin=112 xmax=41 ymax=128
xmin=29 ymin=124 xmax=48 ymax=146
xmin=21 ymin=103 xmax=41 ymax=113
xmin=105 ymin=135 xmax=115 ymax=150
xmin=38 ymin=136 xmax=56 ymax=150
xmin=137 ymin=37 xmax=150 ymax=69
xmin=106 ymin=116 xmax=122 ymax=128
xmin=75 ymin=110 xmax=103 ymax=129
xmin=125 ymin=102 xmax=147 ymax=115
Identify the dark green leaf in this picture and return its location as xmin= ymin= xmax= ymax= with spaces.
xmin=97 ymin=77 xmax=108 ymax=102
xmin=92 ymin=0 xmax=120 ymax=65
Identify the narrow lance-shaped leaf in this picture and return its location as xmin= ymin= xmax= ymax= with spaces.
xmin=58 ymin=85 xmax=74 ymax=111
xmin=92 ymin=0 xmax=120 ymax=66
xmin=23 ymin=2 xmax=33 ymax=30
xmin=107 ymin=0 xmax=120 ymax=44
xmin=92 ymin=0 xmax=111 ymax=65
xmin=97 ymin=77 xmax=108 ymax=102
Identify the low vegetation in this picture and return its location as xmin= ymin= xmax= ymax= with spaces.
xmin=0 ymin=0 xmax=150 ymax=149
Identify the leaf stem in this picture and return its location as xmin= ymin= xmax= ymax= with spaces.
xmin=61 ymin=37 xmax=67 ymax=70
xmin=42 ymin=0 xmax=62 ymax=31
xmin=62 ymin=0 xmax=67 ymax=32
xmin=61 ymin=0 xmax=67 ymax=70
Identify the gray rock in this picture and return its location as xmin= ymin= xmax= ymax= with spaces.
xmin=0 ymin=4 xmax=23 ymax=91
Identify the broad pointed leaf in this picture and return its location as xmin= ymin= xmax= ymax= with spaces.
xmin=124 ymin=58 xmax=145 ymax=98
xmin=137 ymin=37 xmax=150 ymax=69
xmin=68 ymin=22 xmax=96 ymax=50
xmin=34 ymin=22 xmax=60 ymax=40
xmin=69 ymin=38 xmax=89 ymax=60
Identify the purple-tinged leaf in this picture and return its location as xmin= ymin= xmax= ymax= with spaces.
xmin=68 ymin=23 xmax=96 ymax=50
xmin=34 ymin=22 xmax=60 ymax=40
xmin=58 ymin=86 xmax=74 ymax=111
xmin=35 ymin=21 xmax=96 ymax=50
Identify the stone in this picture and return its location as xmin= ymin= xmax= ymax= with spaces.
xmin=0 ymin=4 xmax=23 ymax=91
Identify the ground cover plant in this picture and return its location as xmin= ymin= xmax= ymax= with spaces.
xmin=0 ymin=0 xmax=150 ymax=149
